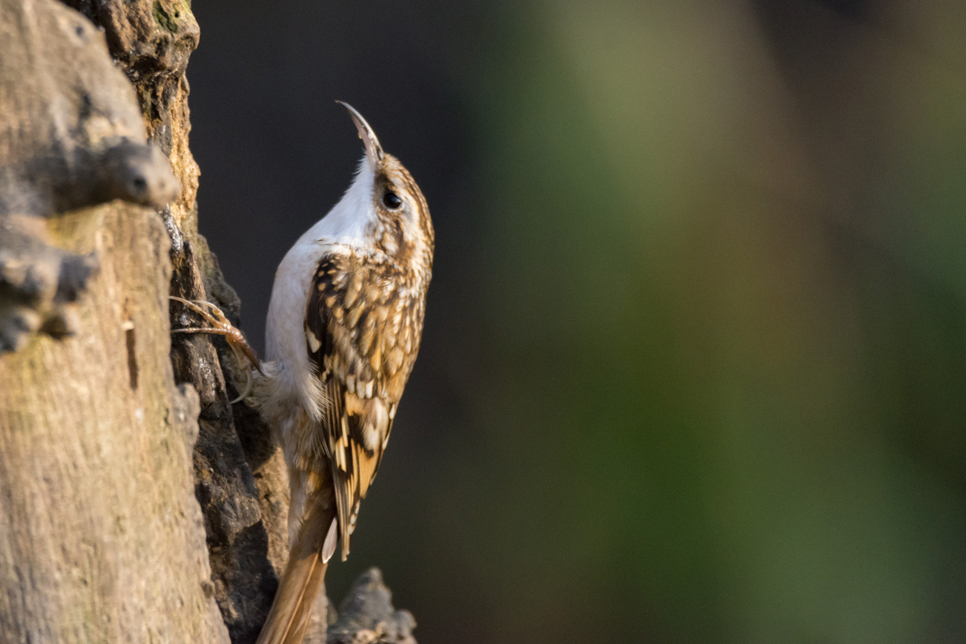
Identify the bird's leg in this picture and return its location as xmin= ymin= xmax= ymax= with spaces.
xmin=169 ymin=296 xmax=262 ymax=402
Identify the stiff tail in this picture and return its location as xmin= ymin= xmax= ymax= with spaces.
xmin=256 ymin=502 xmax=339 ymax=644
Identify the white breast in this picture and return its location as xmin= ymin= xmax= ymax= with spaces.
xmin=265 ymin=156 xmax=376 ymax=419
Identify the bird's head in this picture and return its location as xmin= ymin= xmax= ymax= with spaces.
xmin=337 ymin=102 xmax=434 ymax=273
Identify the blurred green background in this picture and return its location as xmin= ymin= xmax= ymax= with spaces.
xmin=190 ymin=1 xmax=966 ymax=642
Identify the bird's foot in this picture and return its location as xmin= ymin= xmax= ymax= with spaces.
xmin=169 ymin=296 xmax=261 ymax=403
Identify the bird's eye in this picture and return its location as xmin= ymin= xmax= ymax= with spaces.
xmin=382 ymin=190 xmax=402 ymax=210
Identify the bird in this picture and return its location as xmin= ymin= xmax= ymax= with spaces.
xmin=171 ymin=102 xmax=434 ymax=644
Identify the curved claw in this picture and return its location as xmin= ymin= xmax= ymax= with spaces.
xmin=229 ymin=366 xmax=253 ymax=405
xmin=169 ymin=296 xmax=263 ymax=403
xmin=170 ymin=296 xmax=230 ymax=328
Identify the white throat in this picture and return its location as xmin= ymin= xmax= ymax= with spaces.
xmin=300 ymin=157 xmax=377 ymax=250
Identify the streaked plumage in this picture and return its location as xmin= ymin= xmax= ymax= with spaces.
xmin=249 ymin=103 xmax=433 ymax=644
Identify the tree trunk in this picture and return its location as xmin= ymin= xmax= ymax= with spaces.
xmin=0 ymin=0 xmax=416 ymax=642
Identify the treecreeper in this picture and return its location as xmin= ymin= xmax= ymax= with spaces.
xmin=173 ymin=102 xmax=434 ymax=644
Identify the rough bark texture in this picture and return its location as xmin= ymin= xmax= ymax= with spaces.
xmin=60 ymin=0 xmax=282 ymax=640
xmin=0 ymin=204 xmax=229 ymax=643
xmin=0 ymin=0 xmax=178 ymax=353
xmin=0 ymin=1 xmax=416 ymax=642
xmin=0 ymin=0 xmax=226 ymax=640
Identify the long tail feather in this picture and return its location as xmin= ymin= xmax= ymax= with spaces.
xmin=332 ymin=468 xmax=353 ymax=562
xmin=256 ymin=501 xmax=338 ymax=644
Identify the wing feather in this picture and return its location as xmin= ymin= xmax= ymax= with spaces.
xmin=305 ymin=254 xmax=396 ymax=561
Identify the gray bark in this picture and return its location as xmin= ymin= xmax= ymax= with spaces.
xmin=0 ymin=0 xmax=227 ymax=640
xmin=0 ymin=0 xmax=416 ymax=642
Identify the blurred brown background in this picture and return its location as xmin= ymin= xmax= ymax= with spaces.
xmin=188 ymin=1 xmax=966 ymax=642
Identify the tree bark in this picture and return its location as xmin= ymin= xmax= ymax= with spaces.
xmin=0 ymin=1 xmax=416 ymax=642
xmin=0 ymin=0 xmax=228 ymax=640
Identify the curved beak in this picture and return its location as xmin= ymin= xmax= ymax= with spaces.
xmin=337 ymin=101 xmax=383 ymax=174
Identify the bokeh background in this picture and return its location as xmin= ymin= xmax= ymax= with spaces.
xmin=188 ymin=1 xmax=966 ymax=642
